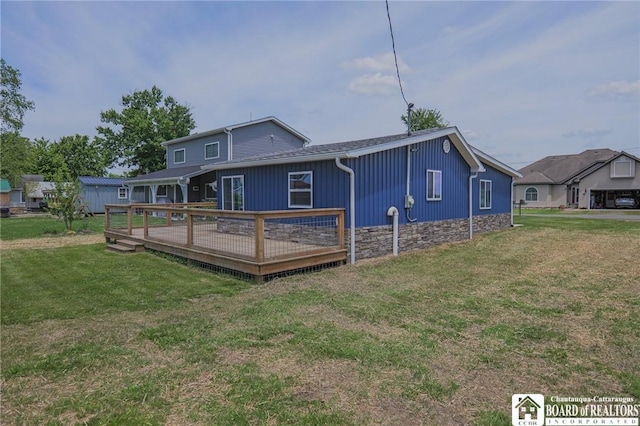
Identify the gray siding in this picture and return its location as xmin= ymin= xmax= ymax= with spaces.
xmin=167 ymin=132 xmax=229 ymax=168
xmin=81 ymin=185 xmax=128 ymax=214
xmin=231 ymin=121 xmax=306 ymax=160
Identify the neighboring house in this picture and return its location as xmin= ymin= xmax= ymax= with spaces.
xmin=24 ymin=181 xmax=56 ymax=210
xmin=514 ymin=149 xmax=640 ymax=209
xmin=0 ymin=179 xmax=10 ymax=217
xmin=79 ymin=176 xmax=128 ymax=214
xmin=126 ymin=116 xmax=309 ymax=204
xmin=205 ymin=127 xmax=521 ymax=262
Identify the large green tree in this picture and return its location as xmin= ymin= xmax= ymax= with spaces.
xmin=1 ymin=59 xmax=36 ymax=186
xmin=1 ymin=58 xmax=35 ymax=134
xmin=401 ymin=107 xmax=449 ymax=132
xmin=96 ymin=86 xmax=195 ymax=176
xmin=30 ymin=135 xmax=107 ymax=181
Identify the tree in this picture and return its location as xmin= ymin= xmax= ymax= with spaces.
xmin=96 ymin=86 xmax=195 ymax=176
xmin=1 ymin=59 xmax=36 ymax=186
xmin=46 ymin=167 xmax=83 ymax=231
xmin=0 ymin=132 xmax=33 ymax=187
xmin=30 ymin=135 xmax=108 ymax=180
xmin=1 ymin=58 xmax=35 ymax=134
xmin=401 ymin=107 xmax=449 ymax=132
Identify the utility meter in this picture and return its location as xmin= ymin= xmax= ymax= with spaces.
xmin=404 ymin=194 xmax=415 ymax=208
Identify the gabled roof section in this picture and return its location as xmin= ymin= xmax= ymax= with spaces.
xmin=567 ymin=150 xmax=640 ymax=182
xmin=517 ymin=148 xmax=618 ymax=184
xmin=162 ymin=116 xmax=310 ymax=146
xmin=126 ymin=165 xmax=209 ymax=184
xmin=78 ymin=176 xmax=125 ymax=186
xmin=470 ymin=147 xmax=522 ymax=178
xmin=203 ymin=127 xmax=485 ymax=173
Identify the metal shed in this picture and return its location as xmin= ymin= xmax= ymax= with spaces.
xmin=79 ymin=176 xmax=128 ymax=214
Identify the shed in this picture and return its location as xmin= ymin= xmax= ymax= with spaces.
xmin=79 ymin=176 xmax=128 ymax=214
xmin=0 ymin=179 xmax=11 ymax=217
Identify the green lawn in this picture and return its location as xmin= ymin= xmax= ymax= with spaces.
xmin=0 ymin=215 xmax=106 ymax=240
xmin=1 ymin=217 xmax=639 ymax=425
xmin=518 ymin=207 xmax=640 ymax=215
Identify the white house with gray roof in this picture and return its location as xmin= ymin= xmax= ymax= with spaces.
xmin=514 ymin=149 xmax=640 ymax=209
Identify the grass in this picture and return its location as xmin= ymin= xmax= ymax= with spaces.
xmin=0 ymin=214 xmax=105 ymax=240
xmin=1 ymin=216 xmax=639 ymax=424
xmin=518 ymin=207 xmax=640 ymax=215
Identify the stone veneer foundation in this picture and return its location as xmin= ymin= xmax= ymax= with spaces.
xmin=348 ymin=213 xmax=512 ymax=260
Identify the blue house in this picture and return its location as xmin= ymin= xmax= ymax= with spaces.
xmin=204 ymin=127 xmax=521 ymax=262
xmin=78 ymin=176 xmax=128 ymax=214
xmin=126 ymin=116 xmax=309 ymax=204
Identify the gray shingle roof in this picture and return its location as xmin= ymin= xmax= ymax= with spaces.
xmin=207 ymin=128 xmax=445 ymax=166
xmin=126 ymin=165 xmax=207 ymax=183
xmin=517 ymin=149 xmax=619 ymax=184
xmin=78 ymin=176 xmax=125 ymax=186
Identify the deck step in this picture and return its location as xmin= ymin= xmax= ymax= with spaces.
xmin=114 ymin=239 xmax=145 ymax=252
xmin=106 ymin=244 xmax=135 ymax=253
xmin=106 ymin=239 xmax=145 ymax=254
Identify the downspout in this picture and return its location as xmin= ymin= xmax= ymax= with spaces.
xmin=224 ymin=128 xmax=233 ymax=161
xmin=335 ymin=157 xmax=356 ymax=264
xmin=386 ymin=206 xmax=399 ymax=256
xmin=510 ymin=177 xmax=515 ymax=226
xmin=469 ymin=172 xmax=478 ymax=239
xmin=405 ymin=145 xmax=417 ymax=222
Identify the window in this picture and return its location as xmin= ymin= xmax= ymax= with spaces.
xmin=205 ymin=142 xmax=220 ymax=160
xmin=118 ymin=187 xmax=128 ymax=199
xmin=222 ymin=176 xmax=244 ymax=211
xmin=571 ymin=186 xmax=579 ymax=204
xmin=288 ymin=171 xmax=313 ymax=208
xmin=157 ymin=185 xmax=168 ymax=197
xmin=480 ymin=179 xmax=492 ymax=209
xmin=611 ymin=158 xmax=634 ymax=178
xmin=174 ymin=148 xmax=185 ymax=164
xmin=525 ymin=187 xmax=538 ymax=202
xmin=426 ymin=170 xmax=442 ymax=201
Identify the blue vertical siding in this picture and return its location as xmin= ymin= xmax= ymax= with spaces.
xmin=217 ymin=137 xmax=516 ymax=228
xmin=80 ymin=185 xmax=127 ymax=213
xmin=473 ymin=163 xmax=513 ymax=215
xmin=353 ymin=136 xmax=470 ymax=227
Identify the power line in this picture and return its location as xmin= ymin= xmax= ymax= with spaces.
xmin=385 ymin=0 xmax=409 ymax=107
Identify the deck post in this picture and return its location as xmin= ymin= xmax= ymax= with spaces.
xmin=255 ymin=214 xmax=264 ymax=262
xmin=105 ymin=206 xmax=110 ymax=230
xmin=186 ymin=211 xmax=193 ymax=247
xmin=143 ymin=209 xmax=149 ymax=239
xmin=337 ymin=210 xmax=345 ymax=249
xmin=166 ymin=209 xmax=171 ymax=226
xmin=127 ymin=205 xmax=133 ymax=235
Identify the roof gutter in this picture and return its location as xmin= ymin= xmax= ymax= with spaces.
xmin=335 ymin=157 xmax=356 ymax=264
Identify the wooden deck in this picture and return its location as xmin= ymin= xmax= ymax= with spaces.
xmin=104 ymin=204 xmax=346 ymax=282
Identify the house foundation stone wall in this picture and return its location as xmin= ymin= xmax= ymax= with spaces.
xmin=346 ymin=213 xmax=512 ymax=261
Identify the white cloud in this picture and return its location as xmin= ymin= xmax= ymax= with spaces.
xmin=562 ymin=128 xmax=613 ymax=139
xmin=586 ymin=80 xmax=640 ymax=102
xmin=348 ymin=73 xmax=399 ymax=96
xmin=343 ymin=52 xmax=410 ymax=73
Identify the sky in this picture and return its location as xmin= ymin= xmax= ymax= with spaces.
xmin=2 ymin=1 xmax=639 ymax=171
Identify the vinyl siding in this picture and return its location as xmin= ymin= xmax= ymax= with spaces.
xmin=167 ymin=132 xmax=229 ymax=168
xmin=80 ymin=185 xmax=128 ymax=213
xmin=231 ymin=121 xmax=307 ymax=160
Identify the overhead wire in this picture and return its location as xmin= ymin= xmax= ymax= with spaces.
xmin=385 ymin=0 xmax=409 ymax=107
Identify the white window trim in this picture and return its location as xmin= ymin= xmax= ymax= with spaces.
xmin=222 ymin=175 xmax=244 ymax=211
xmin=174 ymin=148 xmax=186 ymax=164
xmin=204 ymin=142 xmax=220 ymax=160
xmin=426 ymin=169 xmax=442 ymax=201
xmin=288 ymin=171 xmax=313 ymax=208
xmin=118 ymin=187 xmax=128 ymax=200
xmin=480 ymin=179 xmax=492 ymax=210
xmin=524 ymin=186 xmax=538 ymax=202
xmin=611 ymin=158 xmax=634 ymax=178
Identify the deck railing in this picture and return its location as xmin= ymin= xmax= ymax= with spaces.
xmin=105 ymin=203 xmax=345 ymax=263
